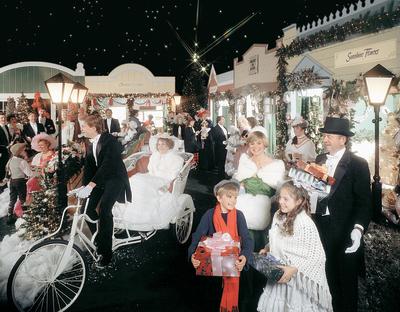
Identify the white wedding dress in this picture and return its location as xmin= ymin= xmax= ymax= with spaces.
xmin=113 ymin=150 xmax=184 ymax=231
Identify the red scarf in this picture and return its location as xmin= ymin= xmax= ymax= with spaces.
xmin=213 ymin=203 xmax=240 ymax=312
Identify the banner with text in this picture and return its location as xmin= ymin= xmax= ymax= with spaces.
xmin=334 ymin=39 xmax=396 ymax=68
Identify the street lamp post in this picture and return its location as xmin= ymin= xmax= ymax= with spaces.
xmin=363 ymin=64 xmax=394 ymax=221
xmin=44 ymin=73 xmax=75 ymax=209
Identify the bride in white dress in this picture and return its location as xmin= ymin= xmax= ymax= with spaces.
xmin=114 ymin=137 xmax=184 ymax=231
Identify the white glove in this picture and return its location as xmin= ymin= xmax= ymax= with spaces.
xmin=77 ymin=185 xmax=94 ymax=199
xmin=345 ymin=229 xmax=362 ymax=253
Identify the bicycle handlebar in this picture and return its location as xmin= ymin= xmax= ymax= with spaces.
xmin=67 ymin=187 xmax=84 ymax=197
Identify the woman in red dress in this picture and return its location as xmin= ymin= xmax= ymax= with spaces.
xmin=25 ymin=133 xmax=57 ymax=205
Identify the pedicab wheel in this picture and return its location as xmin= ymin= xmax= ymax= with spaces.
xmin=174 ymin=207 xmax=194 ymax=244
xmin=7 ymin=239 xmax=87 ymax=312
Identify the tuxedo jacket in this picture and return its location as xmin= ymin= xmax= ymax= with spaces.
xmin=22 ymin=122 xmax=46 ymax=141
xmin=40 ymin=118 xmax=56 ymax=135
xmin=103 ymin=118 xmax=121 ymax=134
xmin=184 ymin=127 xmax=200 ymax=153
xmin=83 ymin=133 xmax=131 ymax=203
xmin=0 ymin=125 xmax=11 ymax=146
xmin=210 ymin=124 xmax=227 ymax=147
xmin=315 ymin=151 xmax=372 ymax=247
xmin=172 ymin=124 xmax=186 ymax=140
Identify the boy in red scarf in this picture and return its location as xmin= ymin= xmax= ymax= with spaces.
xmin=188 ymin=180 xmax=254 ymax=312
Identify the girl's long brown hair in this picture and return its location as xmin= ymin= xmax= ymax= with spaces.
xmin=276 ymin=181 xmax=311 ymax=236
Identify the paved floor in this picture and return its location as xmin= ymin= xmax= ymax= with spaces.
xmin=2 ymin=169 xmax=262 ymax=312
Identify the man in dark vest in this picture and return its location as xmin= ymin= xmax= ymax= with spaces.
xmin=314 ymin=116 xmax=372 ymax=312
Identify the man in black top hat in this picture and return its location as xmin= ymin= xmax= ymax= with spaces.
xmin=314 ymin=116 xmax=372 ymax=312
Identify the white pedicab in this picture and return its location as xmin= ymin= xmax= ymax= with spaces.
xmin=7 ymin=152 xmax=195 ymax=312
xmin=113 ymin=150 xmax=196 ymax=246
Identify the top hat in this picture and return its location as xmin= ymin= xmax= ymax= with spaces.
xmin=319 ymin=117 xmax=354 ymax=137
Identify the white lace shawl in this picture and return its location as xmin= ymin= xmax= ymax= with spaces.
xmin=269 ymin=211 xmax=332 ymax=309
xmin=147 ymin=151 xmax=184 ymax=182
xmin=233 ymin=153 xmax=285 ymax=190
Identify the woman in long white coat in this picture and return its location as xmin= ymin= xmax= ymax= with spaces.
xmin=234 ymin=131 xmax=285 ymax=251
xmin=114 ymin=137 xmax=183 ymax=231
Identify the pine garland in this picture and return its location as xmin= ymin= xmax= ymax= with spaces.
xmin=275 ymin=2 xmax=400 ymax=154
xmin=280 ymin=3 xmax=400 ymax=59
xmin=274 ymin=48 xmax=289 ymax=158
xmin=286 ymin=67 xmax=323 ymax=91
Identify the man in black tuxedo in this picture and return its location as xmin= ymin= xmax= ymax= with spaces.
xmin=172 ymin=114 xmax=186 ymax=140
xmin=22 ymin=112 xmax=46 ymax=143
xmin=103 ymin=108 xmax=121 ymax=135
xmin=0 ymin=112 xmax=11 ymax=191
xmin=78 ymin=114 xmax=131 ymax=268
xmin=38 ymin=108 xmax=56 ymax=135
xmin=210 ymin=116 xmax=228 ymax=178
xmin=314 ymin=117 xmax=372 ymax=312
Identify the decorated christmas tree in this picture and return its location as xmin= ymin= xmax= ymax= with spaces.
xmin=20 ymin=144 xmax=83 ymax=240
xmin=21 ymin=187 xmax=61 ymax=240
xmin=20 ymin=164 xmax=62 ymax=240
xmin=16 ymin=93 xmax=32 ymax=124
xmin=6 ymin=97 xmax=16 ymax=116
xmin=182 ymin=68 xmax=207 ymax=116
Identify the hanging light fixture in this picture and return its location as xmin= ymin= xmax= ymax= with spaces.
xmin=70 ymin=82 xmax=89 ymax=104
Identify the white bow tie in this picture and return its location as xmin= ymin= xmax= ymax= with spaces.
xmin=326 ymin=154 xmax=340 ymax=161
xmin=89 ymin=138 xmax=98 ymax=144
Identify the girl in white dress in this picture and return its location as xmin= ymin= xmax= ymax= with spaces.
xmin=114 ymin=137 xmax=183 ymax=231
xmin=257 ymin=181 xmax=332 ymax=312
xmin=233 ymin=131 xmax=285 ymax=250
xmin=285 ymin=116 xmax=316 ymax=163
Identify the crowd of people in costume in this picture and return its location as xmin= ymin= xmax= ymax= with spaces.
xmin=1 ymin=103 xmax=373 ymax=312
xmin=187 ymin=116 xmax=372 ymax=312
